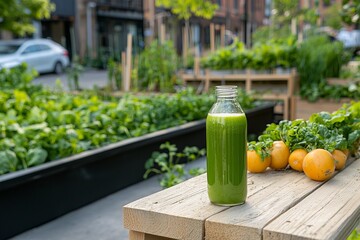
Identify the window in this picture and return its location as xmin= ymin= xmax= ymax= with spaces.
xmin=217 ymin=0 xmax=222 ymax=7
xmin=234 ymin=0 xmax=238 ymax=9
xmin=38 ymin=44 xmax=51 ymax=51
xmin=0 ymin=44 xmax=21 ymax=54
xmin=21 ymin=45 xmax=40 ymax=54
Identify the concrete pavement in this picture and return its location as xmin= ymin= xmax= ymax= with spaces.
xmin=33 ymin=69 xmax=108 ymax=91
xmin=11 ymin=158 xmax=206 ymax=240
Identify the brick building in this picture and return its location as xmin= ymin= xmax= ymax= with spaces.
xmin=144 ymin=0 xmax=268 ymax=55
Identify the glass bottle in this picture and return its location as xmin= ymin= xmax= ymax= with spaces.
xmin=206 ymin=86 xmax=247 ymax=206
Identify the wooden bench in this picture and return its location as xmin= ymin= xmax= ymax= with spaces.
xmin=123 ymin=158 xmax=360 ymax=240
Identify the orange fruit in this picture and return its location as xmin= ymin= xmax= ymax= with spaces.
xmin=341 ymin=149 xmax=350 ymax=159
xmin=270 ymin=141 xmax=290 ymax=170
xmin=303 ymin=149 xmax=335 ymax=181
xmin=288 ymin=149 xmax=308 ymax=172
xmin=247 ymin=150 xmax=271 ymax=173
xmin=332 ymin=150 xmax=347 ymax=170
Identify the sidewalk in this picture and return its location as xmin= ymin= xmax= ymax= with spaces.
xmin=33 ymin=69 xmax=108 ymax=91
xmin=11 ymin=158 xmax=207 ymax=240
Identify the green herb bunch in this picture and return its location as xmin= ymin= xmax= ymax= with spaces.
xmin=249 ymin=101 xmax=360 ymax=158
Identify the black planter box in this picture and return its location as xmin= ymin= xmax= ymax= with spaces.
xmin=0 ymin=103 xmax=274 ymax=240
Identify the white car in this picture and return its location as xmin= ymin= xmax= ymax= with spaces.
xmin=0 ymin=38 xmax=70 ymax=74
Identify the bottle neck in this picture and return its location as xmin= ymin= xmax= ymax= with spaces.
xmin=216 ymin=86 xmax=238 ymax=100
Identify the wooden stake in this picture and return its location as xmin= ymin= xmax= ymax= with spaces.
xmin=220 ymin=24 xmax=225 ymax=47
xmin=210 ymin=23 xmax=215 ymax=52
xmin=124 ymin=33 xmax=132 ymax=92
xmin=160 ymin=23 xmax=166 ymax=43
xmin=121 ymin=51 xmax=126 ymax=89
xmin=194 ymin=57 xmax=200 ymax=75
xmin=182 ymin=26 xmax=188 ymax=64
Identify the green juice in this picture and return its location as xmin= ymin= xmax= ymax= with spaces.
xmin=206 ymin=113 xmax=247 ymax=206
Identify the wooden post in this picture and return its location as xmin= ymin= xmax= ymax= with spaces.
xmin=220 ymin=24 xmax=225 ymax=47
xmin=148 ymin=0 xmax=155 ymax=44
xmin=194 ymin=57 xmax=200 ymax=76
xmin=160 ymin=23 xmax=166 ymax=43
xmin=291 ymin=18 xmax=297 ymax=35
xmin=205 ymin=69 xmax=210 ymax=92
xmin=124 ymin=33 xmax=132 ymax=92
xmin=121 ymin=51 xmax=126 ymax=90
xmin=182 ymin=26 xmax=188 ymax=64
xmin=210 ymin=23 xmax=215 ymax=52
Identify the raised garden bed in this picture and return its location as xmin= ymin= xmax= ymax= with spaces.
xmin=0 ymin=103 xmax=274 ymax=240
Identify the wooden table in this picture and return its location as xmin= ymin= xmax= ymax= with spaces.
xmin=123 ymin=158 xmax=360 ymax=240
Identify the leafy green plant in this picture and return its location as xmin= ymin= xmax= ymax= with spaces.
xmin=348 ymin=229 xmax=360 ymax=240
xmin=340 ymin=0 xmax=360 ymax=25
xmin=251 ymin=102 xmax=360 ymax=157
xmin=0 ymin=66 xmax=258 ymax=175
xmin=252 ymin=26 xmax=293 ymax=44
xmin=107 ymin=58 xmax=116 ymax=91
xmin=107 ymin=58 xmax=122 ymax=91
xmin=296 ymin=35 xmax=349 ymax=101
xmin=200 ymin=38 xmax=297 ymax=71
xmin=184 ymin=54 xmax=195 ymax=69
xmin=0 ymin=64 xmax=40 ymax=94
xmin=324 ymin=3 xmax=343 ymax=30
xmin=67 ymin=55 xmax=84 ymax=91
xmin=137 ymin=40 xmax=179 ymax=92
xmin=143 ymin=142 xmax=206 ymax=188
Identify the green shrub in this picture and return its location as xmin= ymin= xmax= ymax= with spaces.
xmin=296 ymin=35 xmax=349 ymax=101
xmin=200 ymin=38 xmax=297 ymax=71
xmin=137 ymin=40 xmax=179 ymax=92
xmin=0 ymin=64 xmax=40 ymax=94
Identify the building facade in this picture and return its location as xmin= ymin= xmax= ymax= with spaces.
xmin=0 ymin=0 xmax=344 ymax=62
xmin=77 ymin=0 xmax=144 ymax=60
xmin=144 ymin=0 xmax=268 ymax=55
xmin=8 ymin=0 xmax=145 ymax=61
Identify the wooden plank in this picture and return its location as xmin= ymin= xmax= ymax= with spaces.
xmin=222 ymin=75 xmax=248 ymax=80
xmin=253 ymin=94 xmax=288 ymax=100
xmin=129 ymin=230 xmax=172 ymax=240
xmin=123 ymin=174 xmax=228 ymax=239
xmin=183 ymin=77 xmax=198 ymax=81
xmin=129 ymin=230 xmax=145 ymax=240
xmin=205 ymin=170 xmax=324 ymax=240
xmin=125 ymin=169 xmax=310 ymax=240
xmin=249 ymin=75 xmax=292 ymax=81
xmin=263 ymin=159 xmax=360 ymax=240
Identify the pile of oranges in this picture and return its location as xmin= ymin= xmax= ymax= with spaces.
xmin=247 ymin=140 xmax=349 ymax=181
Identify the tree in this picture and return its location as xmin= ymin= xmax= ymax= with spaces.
xmin=340 ymin=0 xmax=360 ymax=25
xmin=156 ymin=0 xmax=218 ymax=21
xmin=0 ymin=0 xmax=55 ymax=36
xmin=324 ymin=3 xmax=343 ymax=30
xmin=156 ymin=0 xmax=218 ymax=60
xmin=271 ymin=0 xmax=299 ymax=26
